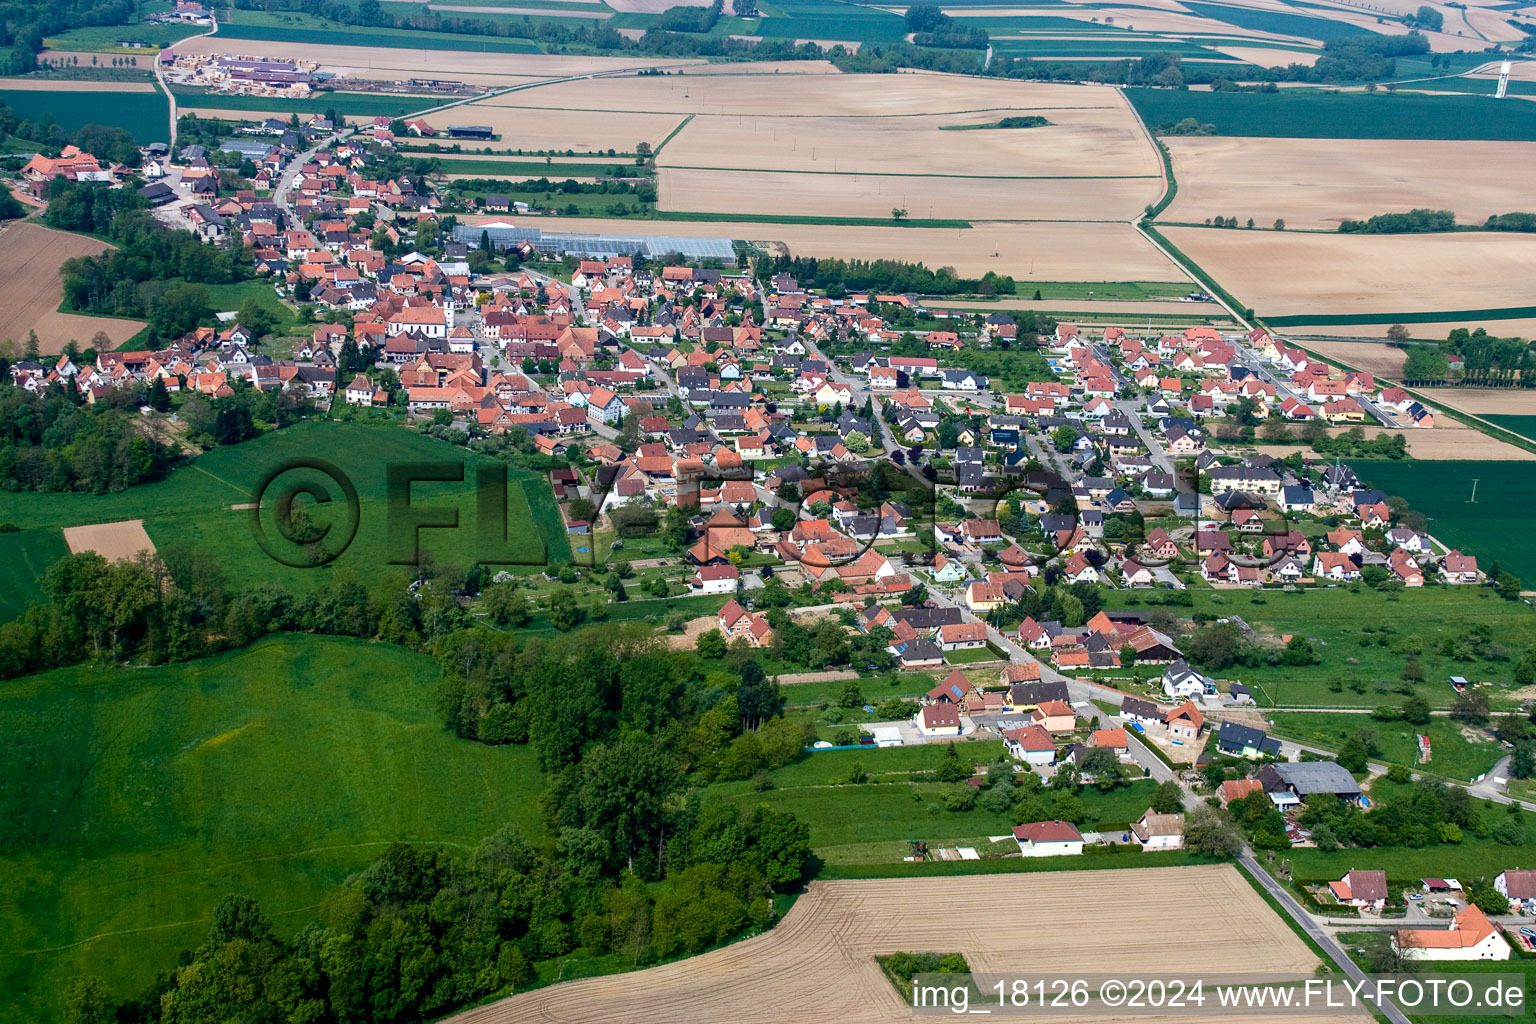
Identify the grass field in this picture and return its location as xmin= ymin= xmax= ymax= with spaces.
xmin=210 ymin=22 xmax=543 ymax=52
xmin=702 ymin=743 xmax=1158 ymax=862
xmin=1283 ymin=781 xmax=1536 ymax=883
xmin=42 ymin=23 xmax=207 ymax=52
xmin=0 ymin=421 xmax=569 ymax=616
xmin=0 ymin=528 xmax=68 ymax=622
xmin=0 ymin=86 xmax=168 ymax=142
xmin=1267 ymin=712 xmax=1504 ymax=782
xmin=1484 ymin=415 xmax=1536 ymax=443
xmin=171 ymin=87 xmax=447 ymax=118
xmin=0 ymin=634 xmax=546 ymax=1024
xmin=1178 ymin=1 xmax=1373 ymax=40
xmin=1347 ymin=460 xmax=1536 ymax=581
xmin=1100 ymin=587 xmax=1536 ymax=708
xmin=196 ymin=279 xmax=302 ymax=335
xmin=1126 ymin=89 xmax=1536 ymax=141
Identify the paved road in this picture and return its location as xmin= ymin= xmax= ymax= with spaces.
xmin=156 ymin=18 xmax=219 ymax=148
xmin=1239 ymin=851 xmax=1413 ymax=1024
xmin=1113 ymin=397 xmax=1189 ymax=491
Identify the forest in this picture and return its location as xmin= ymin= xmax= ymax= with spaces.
xmin=48 ymin=179 xmax=253 ymax=343
xmin=753 ymin=254 xmax=1018 ymax=297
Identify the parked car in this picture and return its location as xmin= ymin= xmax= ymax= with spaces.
xmin=1407 ymin=893 xmax=1424 ymax=902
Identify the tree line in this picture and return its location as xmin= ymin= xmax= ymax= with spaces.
xmin=1404 ymin=329 xmax=1536 ymax=387
xmin=978 ymin=34 xmax=1428 ymax=87
xmin=1339 ymin=208 xmax=1456 ymax=234
xmin=0 ymin=0 xmax=136 ymax=75
xmin=754 ymin=254 xmax=1018 ymax=296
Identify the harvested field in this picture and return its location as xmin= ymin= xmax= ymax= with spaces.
xmin=1163 ymin=137 xmax=1536 ymax=231
xmin=504 ymin=70 xmax=1126 ymax=117
xmin=656 ymin=105 xmax=1157 ymax=178
xmin=1282 ymin=317 xmax=1536 ymax=340
xmin=1396 ymin=424 xmax=1536 ymax=460
xmin=1217 ymin=45 xmax=1321 ymax=66
xmin=1162 ymin=226 xmax=1536 ymax=317
xmin=170 ymin=38 xmax=706 ymax=86
xmin=425 ymin=105 xmax=685 ymax=153
xmin=1421 ymin=388 xmax=1536 ymax=416
xmin=1259 ymin=423 xmax=1535 ymax=460
xmin=469 ymin=214 xmax=1183 ymax=279
xmin=0 ymin=222 xmax=145 ymax=354
xmin=0 ymin=77 xmax=154 ymax=91
xmin=62 ymin=520 xmax=156 ymax=561
xmin=1301 ymin=339 xmax=1406 ymax=376
xmin=442 ymin=866 xmax=1343 ymax=1024
xmin=659 ymin=166 xmax=1158 ymax=220
xmin=923 ymin=297 xmax=1223 ymax=316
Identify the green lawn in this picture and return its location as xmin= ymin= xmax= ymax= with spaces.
xmin=1281 ymin=792 xmax=1536 ymax=884
xmin=1347 ymin=460 xmax=1536 ymax=581
xmin=0 ymin=634 xmax=546 ymax=1024
xmin=0 ymin=421 xmax=569 ymax=614
xmin=1267 ymin=712 xmax=1504 ymax=783
xmin=1102 ymin=586 xmax=1536 ymax=708
xmin=782 ymin=672 xmax=936 ymax=708
xmin=196 ymin=279 xmax=303 ymax=335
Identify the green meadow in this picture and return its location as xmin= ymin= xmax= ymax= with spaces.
xmin=1100 ymin=587 xmax=1536 ymax=708
xmin=0 ymin=421 xmax=569 ymax=615
xmin=1284 ymin=777 xmax=1536 ymax=883
xmin=0 ymin=634 xmax=546 ymax=1024
xmin=1267 ymin=712 xmax=1504 ymax=783
xmin=703 ymin=743 xmax=1160 ymax=862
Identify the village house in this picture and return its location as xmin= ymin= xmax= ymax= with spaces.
xmin=1012 ymin=820 xmax=1084 ymax=858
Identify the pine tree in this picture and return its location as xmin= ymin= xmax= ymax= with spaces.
xmin=147 ymin=376 xmax=171 ymax=412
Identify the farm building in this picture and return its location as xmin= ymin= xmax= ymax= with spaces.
xmin=1395 ymin=906 xmax=1510 ymax=961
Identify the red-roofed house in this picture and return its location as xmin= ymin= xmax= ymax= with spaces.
xmin=1012 ymin=820 xmax=1084 ymax=857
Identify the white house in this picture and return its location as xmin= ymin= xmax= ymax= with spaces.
xmin=916 ymin=703 xmax=962 ymax=738
xmin=1395 ymin=905 xmax=1510 ymax=961
xmin=1129 ymin=810 xmax=1184 ymax=851
xmin=1003 ymin=724 xmax=1056 ymax=766
xmin=1162 ymin=660 xmax=1214 ymax=700
xmin=1012 ymin=820 xmax=1084 ymax=858
xmin=687 ymin=564 xmax=741 ymax=595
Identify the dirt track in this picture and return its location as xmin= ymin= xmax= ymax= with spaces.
xmin=442 ymin=866 xmax=1351 ymax=1024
